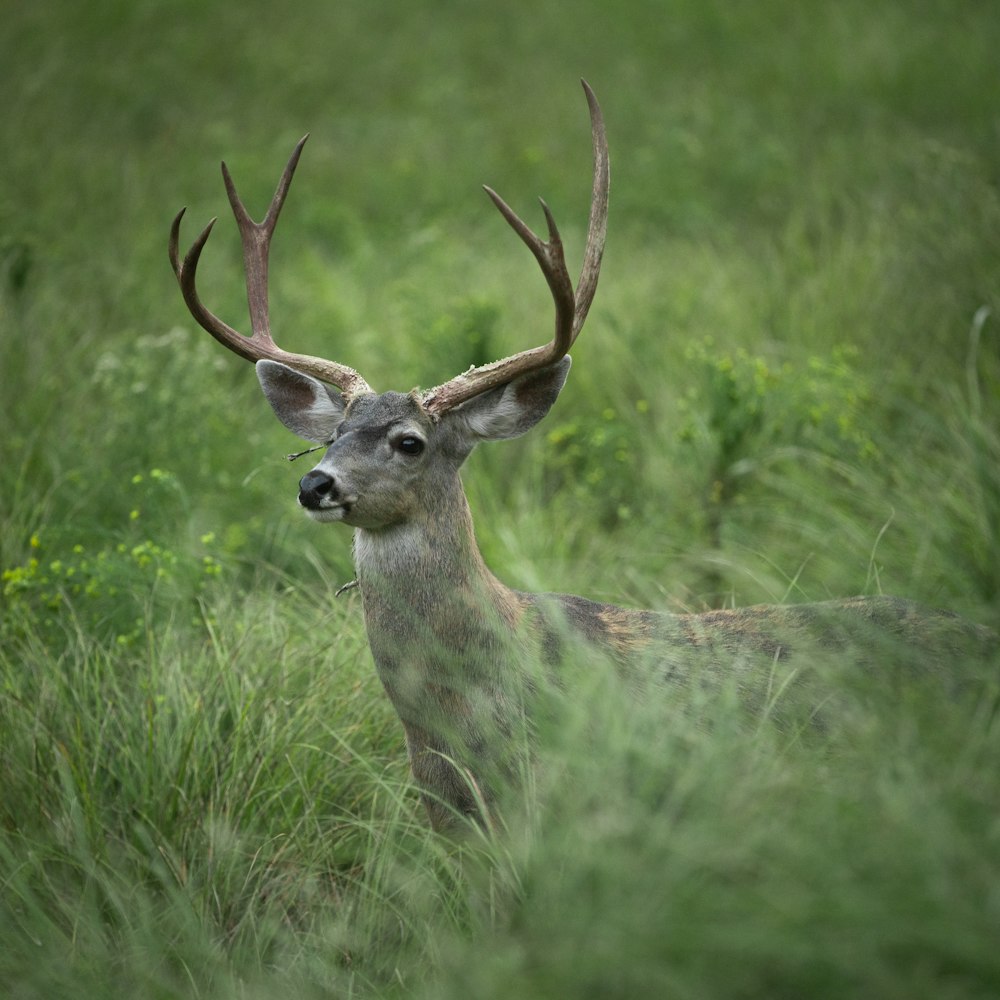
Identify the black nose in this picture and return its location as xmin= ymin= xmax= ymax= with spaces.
xmin=298 ymin=469 xmax=336 ymax=510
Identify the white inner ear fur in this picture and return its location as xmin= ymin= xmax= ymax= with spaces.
xmin=302 ymin=390 xmax=344 ymax=433
xmin=462 ymin=382 xmax=529 ymax=439
xmin=459 ymin=357 xmax=571 ymax=441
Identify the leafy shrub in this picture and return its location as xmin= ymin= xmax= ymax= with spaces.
xmin=543 ymin=398 xmax=650 ymax=528
xmin=2 ymin=469 xmax=223 ymax=648
xmin=677 ymin=338 xmax=878 ymax=545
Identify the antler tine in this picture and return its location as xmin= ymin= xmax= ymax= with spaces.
xmin=220 ymin=134 xmax=308 ymax=345
xmin=422 ymin=79 xmax=610 ymax=416
xmin=169 ymin=136 xmax=373 ymax=398
xmin=169 ymin=210 xmax=243 ymax=348
xmin=483 ymin=189 xmax=576 ymax=355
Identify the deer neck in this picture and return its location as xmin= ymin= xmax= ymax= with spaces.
xmin=351 ymin=475 xmax=528 ymax=823
xmin=351 ymin=474 xmax=523 ymax=664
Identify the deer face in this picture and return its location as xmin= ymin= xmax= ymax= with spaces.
xmin=297 ymin=390 xmax=435 ymax=529
xmin=257 ymin=357 xmax=570 ymax=532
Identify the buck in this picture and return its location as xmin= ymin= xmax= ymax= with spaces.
xmin=171 ymin=83 xmax=995 ymax=829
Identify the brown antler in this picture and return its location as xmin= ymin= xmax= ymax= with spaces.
xmin=169 ymin=135 xmax=373 ymax=398
xmin=421 ymin=79 xmax=609 ymax=415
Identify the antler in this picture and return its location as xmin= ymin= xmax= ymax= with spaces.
xmin=169 ymin=135 xmax=373 ymax=398
xmin=171 ymin=82 xmax=607 ymax=411
xmin=421 ymin=79 xmax=610 ymax=415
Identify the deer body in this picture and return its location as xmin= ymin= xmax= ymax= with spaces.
xmin=171 ymin=83 xmax=995 ymax=829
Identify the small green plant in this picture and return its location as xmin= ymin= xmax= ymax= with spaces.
xmin=2 ymin=469 xmax=223 ymax=648
xmin=678 ymin=338 xmax=878 ymax=540
xmin=543 ymin=398 xmax=650 ymax=528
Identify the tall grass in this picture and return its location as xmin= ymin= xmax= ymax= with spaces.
xmin=2 ymin=1 xmax=999 ymax=996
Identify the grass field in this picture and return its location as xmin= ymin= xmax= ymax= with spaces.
xmin=2 ymin=1 xmax=1000 ymax=996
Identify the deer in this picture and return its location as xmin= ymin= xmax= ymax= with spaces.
xmin=170 ymin=82 xmax=996 ymax=829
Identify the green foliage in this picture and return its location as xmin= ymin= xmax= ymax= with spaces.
xmin=680 ymin=339 xmax=878 ymax=467
xmin=678 ymin=338 xmax=878 ymax=554
xmin=417 ymin=655 xmax=1000 ymax=1000
xmin=543 ymin=397 xmax=649 ymax=527
xmin=2 ymin=0 xmax=1000 ymax=997
xmin=892 ymin=310 xmax=1000 ymax=607
xmin=2 ymin=470 xmax=223 ymax=648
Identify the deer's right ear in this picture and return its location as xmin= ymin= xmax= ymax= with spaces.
xmin=256 ymin=360 xmax=346 ymax=443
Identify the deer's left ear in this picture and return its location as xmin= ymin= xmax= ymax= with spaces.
xmin=455 ymin=356 xmax=571 ymax=441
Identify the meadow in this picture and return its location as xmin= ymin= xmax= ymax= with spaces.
xmin=2 ymin=0 xmax=999 ymax=996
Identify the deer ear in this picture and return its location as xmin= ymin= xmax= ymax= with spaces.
xmin=256 ymin=360 xmax=346 ymax=442
xmin=457 ymin=356 xmax=571 ymax=441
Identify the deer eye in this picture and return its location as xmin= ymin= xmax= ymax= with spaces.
xmin=395 ymin=435 xmax=425 ymax=456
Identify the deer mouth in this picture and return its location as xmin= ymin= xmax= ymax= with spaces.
xmin=299 ymin=495 xmax=356 ymax=523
